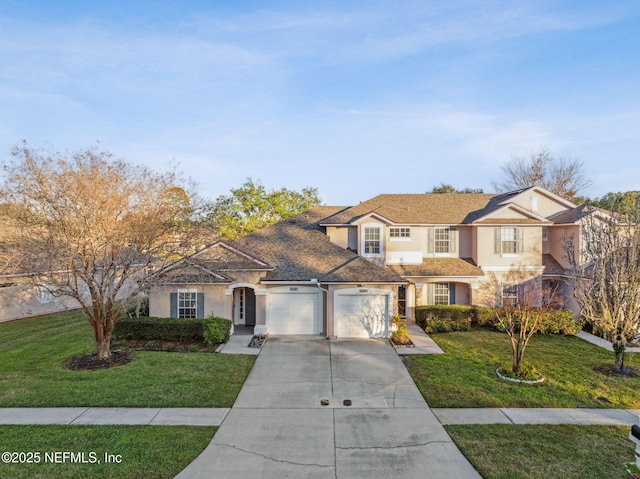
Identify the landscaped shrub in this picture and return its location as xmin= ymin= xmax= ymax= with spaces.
xmin=425 ymin=317 xmax=472 ymax=333
xmin=538 ymin=308 xmax=581 ymax=335
xmin=415 ymin=305 xmax=580 ymax=335
xmin=203 ymin=316 xmax=232 ymax=346
xmin=390 ymin=324 xmax=413 ymax=346
xmin=113 ymin=316 xmax=231 ymax=344
xmin=114 ymin=317 xmax=205 ymax=342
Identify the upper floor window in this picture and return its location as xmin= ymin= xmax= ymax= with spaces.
xmin=434 ymin=227 xmax=450 ymax=254
xmin=494 ymin=227 xmax=523 ymax=256
xmin=363 ymin=226 xmax=381 ymax=255
xmin=428 ymin=227 xmax=456 ymax=255
xmin=389 ymin=227 xmax=410 ymax=240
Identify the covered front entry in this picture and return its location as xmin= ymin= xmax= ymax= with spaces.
xmin=267 ymin=286 xmax=322 ymax=335
xmin=334 ymin=288 xmax=391 ymax=338
xmin=233 ymin=287 xmax=256 ymax=326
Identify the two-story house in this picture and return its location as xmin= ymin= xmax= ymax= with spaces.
xmin=148 ymin=186 xmax=588 ymax=338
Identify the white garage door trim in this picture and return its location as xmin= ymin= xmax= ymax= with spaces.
xmin=334 ymin=288 xmax=392 ymax=338
xmin=267 ymin=286 xmax=322 ymax=335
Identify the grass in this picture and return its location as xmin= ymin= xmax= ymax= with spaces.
xmin=0 ymin=310 xmax=255 ymax=407
xmin=446 ymin=424 xmax=635 ymax=479
xmin=0 ymin=425 xmax=216 ymax=479
xmin=405 ymin=330 xmax=640 ymax=408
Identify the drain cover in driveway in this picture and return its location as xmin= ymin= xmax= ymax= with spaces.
xmin=313 ymin=397 xmax=388 ymax=408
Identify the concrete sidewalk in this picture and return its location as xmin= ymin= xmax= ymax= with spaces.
xmin=0 ymin=407 xmax=229 ymax=426
xmin=577 ymin=331 xmax=640 ymax=353
xmin=433 ymin=408 xmax=640 ymax=426
xmin=393 ymin=322 xmax=445 ymax=355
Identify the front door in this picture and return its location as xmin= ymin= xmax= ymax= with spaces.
xmin=234 ymin=287 xmax=257 ymax=326
xmin=244 ymin=288 xmax=256 ymax=326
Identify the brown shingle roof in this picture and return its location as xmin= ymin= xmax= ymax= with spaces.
xmin=229 ymin=209 xmax=405 ymax=283
xmin=388 ymin=258 xmax=484 ymax=277
xmin=551 ymin=204 xmax=596 ymax=224
xmin=542 ymin=254 xmax=568 ymax=276
xmin=320 ymin=192 xmax=522 ymax=225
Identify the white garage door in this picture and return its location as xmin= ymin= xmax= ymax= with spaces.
xmin=334 ymin=289 xmax=391 ymax=338
xmin=268 ymin=289 xmax=321 ymax=335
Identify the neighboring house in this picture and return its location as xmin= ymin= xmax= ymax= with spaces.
xmin=149 ymin=186 xmax=592 ymax=338
xmin=0 ymin=275 xmax=83 ymax=323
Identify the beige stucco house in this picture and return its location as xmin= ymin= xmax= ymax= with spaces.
xmin=148 ymin=186 xmax=590 ymax=338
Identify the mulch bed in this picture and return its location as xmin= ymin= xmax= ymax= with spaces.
xmin=66 ymin=351 xmax=132 ymax=371
xmin=115 ymin=339 xmax=216 ymax=353
xmin=593 ymin=365 xmax=638 ymax=377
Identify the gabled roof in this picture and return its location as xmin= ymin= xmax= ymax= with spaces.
xmin=388 ymin=258 xmax=484 ymax=278
xmin=504 ymin=186 xmax=577 ymax=209
xmin=318 ymin=191 xmax=563 ymax=226
xmin=472 ymin=202 xmax=552 ymax=224
xmin=229 ymin=207 xmax=405 ymax=283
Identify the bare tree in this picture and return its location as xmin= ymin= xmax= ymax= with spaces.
xmin=564 ymin=208 xmax=640 ymax=372
xmin=493 ymin=149 xmax=591 ymax=201
xmin=480 ymin=269 xmax=560 ymax=376
xmin=0 ymin=144 xmax=198 ymax=359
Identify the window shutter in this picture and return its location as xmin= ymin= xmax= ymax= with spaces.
xmin=517 ymin=228 xmax=524 ymax=253
xmin=170 ymin=293 xmax=178 ymax=318
xmin=427 ymin=283 xmax=434 ymax=305
xmin=428 ymin=228 xmax=434 ymax=254
xmin=494 ymin=228 xmax=501 ymax=254
xmin=449 ymin=229 xmax=457 ymax=254
xmin=449 ymin=283 xmax=456 ymax=305
xmin=196 ymin=292 xmax=205 ymax=318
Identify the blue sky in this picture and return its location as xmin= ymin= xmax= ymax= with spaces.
xmin=1 ymin=1 xmax=639 ymax=205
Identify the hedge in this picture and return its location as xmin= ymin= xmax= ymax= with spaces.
xmin=113 ymin=315 xmax=232 ymax=345
xmin=415 ymin=305 xmax=580 ymax=335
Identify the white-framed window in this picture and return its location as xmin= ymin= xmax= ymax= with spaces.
xmin=501 ymin=228 xmax=517 ymax=254
xmin=363 ymin=225 xmax=382 ymax=255
xmin=389 ymin=227 xmax=410 ymax=241
xmin=542 ymin=226 xmax=548 ymax=241
xmin=494 ymin=227 xmax=523 ymax=256
xmin=178 ymin=289 xmax=198 ymax=318
xmin=502 ymin=283 xmax=519 ymax=307
xmin=433 ymin=283 xmax=450 ymax=305
xmin=434 ymin=227 xmax=450 ymax=254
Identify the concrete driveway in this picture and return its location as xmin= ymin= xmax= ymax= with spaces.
xmin=176 ymin=336 xmax=480 ymax=479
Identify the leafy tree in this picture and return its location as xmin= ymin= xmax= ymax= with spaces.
xmin=206 ymin=178 xmax=321 ymax=239
xmin=493 ymin=149 xmax=591 ymax=201
xmin=588 ymin=191 xmax=640 ymax=214
xmin=480 ymin=269 xmax=560 ymax=377
xmin=0 ymin=144 xmax=198 ymax=360
xmin=429 ymin=182 xmax=484 ymax=194
xmin=564 ymin=207 xmax=640 ymax=372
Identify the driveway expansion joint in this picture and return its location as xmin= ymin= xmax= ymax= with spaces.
xmin=336 ymin=440 xmax=453 ymax=451
xmin=217 ymin=443 xmax=334 ymax=469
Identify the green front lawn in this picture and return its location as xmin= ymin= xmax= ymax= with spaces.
xmin=0 ymin=311 xmax=255 ymax=407
xmin=446 ymin=424 xmax=635 ymax=479
xmin=405 ymin=331 xmax=640 ymax=408
xmin=0 ymin=425 xmax=216 ymax=479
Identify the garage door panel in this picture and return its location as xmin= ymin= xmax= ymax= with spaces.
xmin=268 ymin=292 xmax=319 ymax=335
xmin=335 ymin=291 xmax=390 ymax=338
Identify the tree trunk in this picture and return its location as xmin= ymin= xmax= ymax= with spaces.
xmin=97 ymin=336 xmax=112 ymax=360
xmin=613 ymin=343 xmax=625 ymax=372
